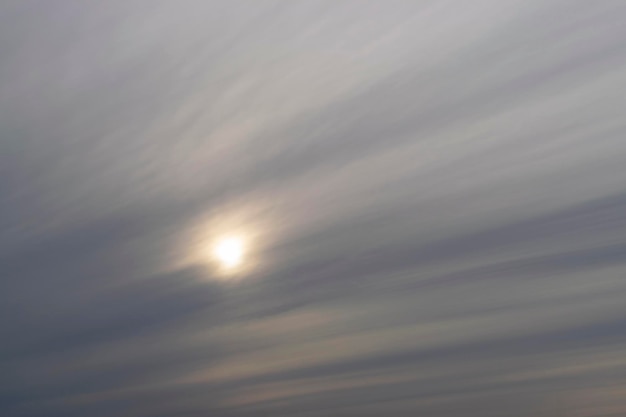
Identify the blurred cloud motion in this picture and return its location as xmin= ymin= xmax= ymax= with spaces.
xmin=2 ymin=1 xmax=626 ymax=416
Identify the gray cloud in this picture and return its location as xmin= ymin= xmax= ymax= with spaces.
xmin=2 ymin=1 xmax=626 ymax=416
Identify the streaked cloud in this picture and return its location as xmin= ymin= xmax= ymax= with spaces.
xmin=2 ymin=1 xmax=626 ymax=416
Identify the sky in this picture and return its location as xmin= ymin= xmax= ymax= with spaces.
xmin=2 ymin=1 xmax=626 ymax=416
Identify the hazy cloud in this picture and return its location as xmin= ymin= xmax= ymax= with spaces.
xmin=2 ymin=1 xmax=626 ymax=416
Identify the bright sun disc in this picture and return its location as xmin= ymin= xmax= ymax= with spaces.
xmin=212 ymin=236 xmax=245 ymax=270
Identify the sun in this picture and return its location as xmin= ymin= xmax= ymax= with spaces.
xmin=212 ymin=236 xmax=246 ymax=270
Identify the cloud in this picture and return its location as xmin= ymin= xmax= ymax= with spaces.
xmin=2 ymin=1 xmax=626 ymax=416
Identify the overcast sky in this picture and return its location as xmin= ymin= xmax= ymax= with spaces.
xmin=2 ymin=1 xmax=626 ymax=416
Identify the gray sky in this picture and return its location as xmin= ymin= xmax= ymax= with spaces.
xmin=2 ymin=1 xmax=626 ymax=416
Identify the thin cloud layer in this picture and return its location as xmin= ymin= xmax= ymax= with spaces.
xmin=2 ymin=1 xmax=626 ymax=416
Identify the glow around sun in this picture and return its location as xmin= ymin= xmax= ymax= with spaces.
xmin=212 ymin=236 xmax=246 ymax=271
xmin=185 ymin=204 xmax=268 ymax=277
